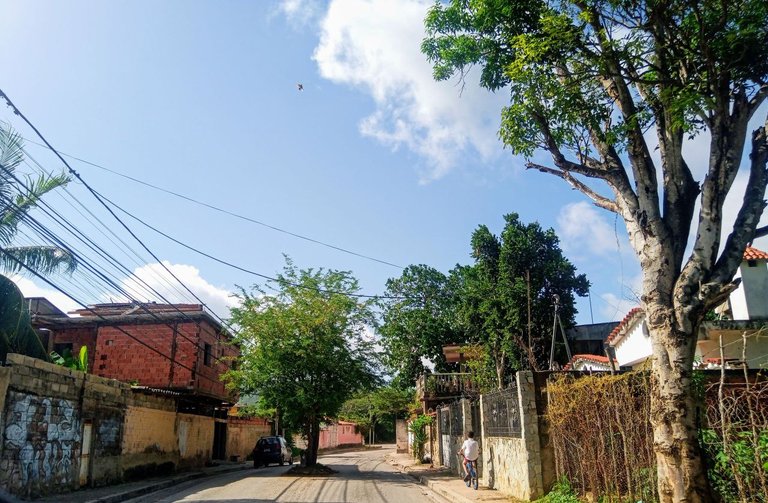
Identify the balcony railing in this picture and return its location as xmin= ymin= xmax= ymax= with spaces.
xmin=416 ymin=372 xmax=480 ymax=400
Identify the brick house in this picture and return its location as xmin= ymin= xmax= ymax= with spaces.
xmin=29 ymin=301 xmax=241 ymax=459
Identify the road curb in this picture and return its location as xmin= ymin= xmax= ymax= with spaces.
xmin=80 ymin=464 xmax=251 ymax=503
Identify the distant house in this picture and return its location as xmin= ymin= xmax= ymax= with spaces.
xmin=565 ymin=246 xmax=768 ymax=371
xmin=563 ymin=354 xmax=617 ymax=371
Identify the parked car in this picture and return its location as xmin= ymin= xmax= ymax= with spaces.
xmin=253 ymin=436 xmax=293 ymax=468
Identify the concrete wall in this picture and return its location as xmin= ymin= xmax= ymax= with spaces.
xmin=226 ymin=417 xmax=270 ymax=462
xmin=0 ymin=354 xmax=249 ymax=499
xmin=121 ymin=406 xmax=179 ymax=478
xmin=314 ymin=422 xmax=364 ymax=450
xmin=613 ymin=319 xmax=652 ymax=368
xmin=731 ymin=261 xmax=768 ymax=320
xmin=177 ymin=413 xmax=214 ymax=469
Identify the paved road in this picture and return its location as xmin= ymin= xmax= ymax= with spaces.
xmin=126 ymin=447 xmax=445 ymax=503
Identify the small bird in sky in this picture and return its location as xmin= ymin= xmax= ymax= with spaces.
xmin=297 ymin=83 xmax=304 ymax=91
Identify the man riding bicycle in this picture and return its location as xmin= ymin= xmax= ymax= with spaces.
xmin=458 ymin=431 xmax=479 ymax=482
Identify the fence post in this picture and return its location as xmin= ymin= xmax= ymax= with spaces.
xmin=517 ymin=370 xmax=544 ymax=499
xmin=434 ymin=407 xmax=443 ymax=467
xmin=461 ymin=398 xmax=473 ymax=435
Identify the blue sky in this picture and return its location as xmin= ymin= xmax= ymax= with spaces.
xmin=1 ymin=0 xmax=764 ymax=325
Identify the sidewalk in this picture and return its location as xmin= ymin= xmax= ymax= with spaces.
xmin=385 ymin=451 xmax=515 ymax=503
xmin=31 ymin=461 xmax=250 ymax=503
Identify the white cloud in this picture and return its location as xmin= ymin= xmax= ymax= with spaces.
xmin=121 ymin=262 xmax=237 ymax=320
xmin=276 ymin=0 xmax=323 ymax=28
xmin=557 ymin=202 xmax=628 ymax=257
xmin=312 ymin=0 xmax=509 ymax=181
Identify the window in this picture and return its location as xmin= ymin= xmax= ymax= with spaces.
xmin=53 ymin=342 xmax=73 ymax=356
xmin=204 ymin=343 xmax=212 ymax=366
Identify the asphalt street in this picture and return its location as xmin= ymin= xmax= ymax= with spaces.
xmin=124 ymin=447 xmax=446 ymax=503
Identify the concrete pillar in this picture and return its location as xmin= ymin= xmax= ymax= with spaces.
xmin=395 ymin=419 xmax=407 ymax=453
xmin=518 ymin=370 xmax=544 ymax=499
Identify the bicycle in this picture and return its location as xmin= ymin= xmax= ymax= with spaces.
xmin=458 ymin=454 xmax=479 ymax=490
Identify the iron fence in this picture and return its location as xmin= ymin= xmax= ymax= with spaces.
xmin=482 ymin=384 xmax=521 ymax=437
xmin=449 ymin=400 xmax=463 ymax=435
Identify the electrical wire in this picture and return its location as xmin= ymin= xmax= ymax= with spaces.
xmin=20 ymin=136 xmax=405 ymax=270
xmin=96 ymin=189 xmax=416 ymax=301
xmin=0 ymin=89 xmax=236 ymax=333
xmin=0 ymin=249 xmax=229 ymax=387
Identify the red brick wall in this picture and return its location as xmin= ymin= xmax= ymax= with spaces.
xmin=49 ymin=319 xmax=237 ymax=402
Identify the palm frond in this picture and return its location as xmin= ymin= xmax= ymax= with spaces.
xmin=0 ymin=124 xmax=24 ymax=208
xmin=1 ymin=246 xmax=77 ymax=275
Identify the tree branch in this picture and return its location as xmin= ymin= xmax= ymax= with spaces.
xmin=711 ymin=116 xmax=768 ymax=286
xmin=526 ymin=162 xmax=619 ymax=213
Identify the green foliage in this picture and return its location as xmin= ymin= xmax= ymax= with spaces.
xmin=0 ymin=125 xmax=75 ymax=275
xmin=380 ymin=214 xmax=588 ymax=385
xmin=533 ymin=478 xmax=582 ymax=503
xmin=223 ymin=258 xmax=379 ymax=466
xmin=378 ymin=265 xmax=465 ymax=385
xmin=408 ymin=414 xmax=433 ymax=461
xmin=339 ymin=385 xmax=413 ymax=442
xmin=700 ymin=428 xmax=768 ymax=502
xmin=0 ymin=274 xmax=49 ymax=363
xmin=50 ymin=345 xmax=88 ymax=373
xmin=423 ymin=0 xmax=768 ymax=157
xmin=461 ymin=213 xmax=589 ymax=377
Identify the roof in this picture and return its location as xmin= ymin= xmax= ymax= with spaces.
xmin=563 ymin=354 xmax=617 ymax=371
xmin=606 ymin=307 xmax=645 ymax=346
xmin=32 ymin=302 xmax=230 ymax=337
xmin=744 ymin=246 xmax=768 ymax=261
xmin=566 ymin=321 xmax=619 ymax=341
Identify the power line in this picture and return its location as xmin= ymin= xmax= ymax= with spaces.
xmin=0 ymin=89 xmax=235 ymax=333
xmin=0 ymin=249 xmax=228 ymax=387
xmin=96 ymin=189 xmax=415 ymax=301
xmin=20 ymin=136 xmax=405 ymax=270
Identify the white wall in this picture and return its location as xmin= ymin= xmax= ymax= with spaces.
xmin=613 ymin=320 xmax=653 ymax=368
xmin=730 ymin=261 xmax=768 ymax=320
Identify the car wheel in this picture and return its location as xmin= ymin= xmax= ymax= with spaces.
xmin=279 ymin=455 xmax=285 ymax=466
xmin=289 ymin=456 xmax=294 ymax=465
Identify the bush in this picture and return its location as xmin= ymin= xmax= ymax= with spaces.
xmin=534 ymin=479 xmax=582 ymax=503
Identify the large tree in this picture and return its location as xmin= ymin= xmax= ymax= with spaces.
xmin=422 ymin=1 xmax=768 ymax=501
xmin=378 ymin=264 xmax=465 ymax=386
xmin=224 ymin=260 xmax=378 ymax=467
xmin=462 ymin=214 xmax=589 ymax=385
xmin=0 ymin=125 xmax=75 ymax=362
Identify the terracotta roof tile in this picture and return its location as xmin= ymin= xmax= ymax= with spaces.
xmin=563 ymin=354 xmax=617 ymax=371
xmin=744 ymin=246 xmax=768 ymax=261
xmin=606 ymin=307 xmax=644 ymax=345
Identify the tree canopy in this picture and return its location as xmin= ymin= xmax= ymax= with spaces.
xmin=224 ymin=260 xmax=379 ymax=466
xmin=422 ymin=1 xmax=768 ymax=500
xmin=379 ymin=214 xmax=588 ymax=387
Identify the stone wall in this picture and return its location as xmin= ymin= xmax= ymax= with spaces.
xmin=479 ymin=371 xmax=545 ymax=500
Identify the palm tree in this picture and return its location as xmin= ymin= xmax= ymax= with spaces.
xmin=0 ymin=124 xmax=76 ymax=362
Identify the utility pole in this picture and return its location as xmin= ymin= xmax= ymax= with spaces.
xmin=548 ymin=294 xmax=573 ymax=370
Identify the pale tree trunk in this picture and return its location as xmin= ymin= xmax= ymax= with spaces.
xmin=645 ymin=306 xmax=711 ymax=503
